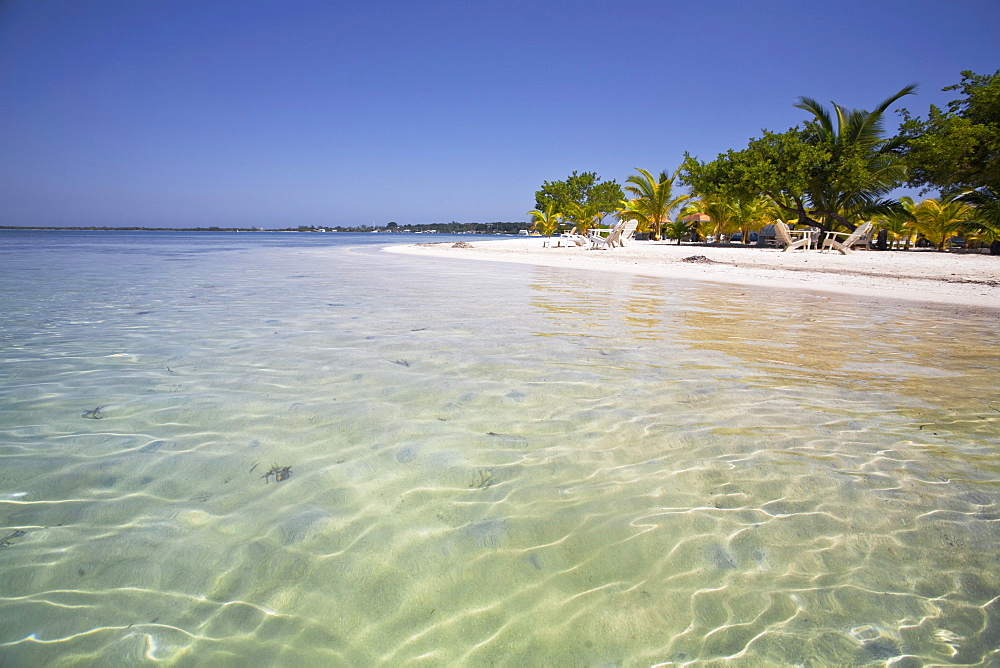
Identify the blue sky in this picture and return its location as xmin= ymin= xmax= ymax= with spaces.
xmin=1 ymin=0 xmax=998 ymax=228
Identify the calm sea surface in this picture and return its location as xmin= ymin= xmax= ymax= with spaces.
xmin=1 ymin=230 xmax=998 ymax=666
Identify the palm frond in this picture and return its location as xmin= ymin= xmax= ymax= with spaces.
xmin=872 ymin=83 xmax=918 ymax=116
xmin=833 ymin=103 xmax=852 ymax=140
xmin=795 ymin=96 xmax=835 ymax=136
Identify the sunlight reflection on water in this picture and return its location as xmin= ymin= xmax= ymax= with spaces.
xmin=1 ymin=233 xmax=998 ymax=665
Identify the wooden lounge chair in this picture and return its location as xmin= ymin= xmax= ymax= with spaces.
xmin=821 ymin=221 xmax=873 ymax=254
xmin=774 ymin=220 xmax=814 ymax=251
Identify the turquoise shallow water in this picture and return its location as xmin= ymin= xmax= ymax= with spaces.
xmin=1 ymin=230 xmax=998 ymax=666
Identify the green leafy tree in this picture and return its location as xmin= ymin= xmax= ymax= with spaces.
xmin=526 ymin=205 xmax=563 ymax=239
xmin=682 ymin=129 xmax=827 ymax=231
xmin=959 ymin=206 xmax=1000 ymax=249
xmin=900 ymin=70 xmax=1000 ymax=195
xmin=679 ymin=167 xmax=778 ymax=244
xmin=899 ymin=70 xmax=1000 ymax=251
xmin=620 ymin=168 xmax=691 ymax=240
xmin=534 ymin=172 xmax=624 ymax=221
xmin=682 ymin=86 xmax=915 ymax=234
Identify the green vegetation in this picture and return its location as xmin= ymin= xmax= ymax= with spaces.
xmin=619 ymin=168 xmax=691 ymax=240
xmin=880 ymin=196 xmax=919 ymax=249
xmin=900 ymin=71 xmax=1000 ymax=197
xmin=331 ymin=221 xmax=527 ymax=234
xmin=534 ymin=172 xmax=623 ymax=227
xmin=523 ymin=72 xmax=993 ymax=252
xmin=912 ymin=195 xmax=979 ymax=251
xmin=562 ymin=201 xmax=604 ymax=236
xmin=663 ymin=218 xmax=691 ymax=245
xmin=526 ymin=205 xmax=563 ymax=238
xmin=0 ymin=222 xmax=529 ymax=234
xmin=899 ymin=70 xmax=1000 ymax=249
xmin=680 ymin=86 xmax=916 ymax=235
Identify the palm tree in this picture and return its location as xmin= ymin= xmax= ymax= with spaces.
xmin=663 ymin=219 xmax=690 ymax=245
xmin=730 ymin=194 xmax=778 ymax=244
xmin=563 ymin=201 xmax=605 ymax=235
xmin=913 ymin=196 xmax=975 ymax=250
xmin=526 ymin=204 xmax=563 ymax=239
xmin=685 ymin=196 xmax=739 ymax=243
xmin=959 ymin=187 xmax=1000 ymax=253
xmin=960 ymin=217 xmax=999 ymax=250
xmin=879 ymin=196 xmax=918 ymax=249
xmin=622 ymin=168 xmax=691 ymax=240
xmin=794 ymin=84 xmax=917 ymax=231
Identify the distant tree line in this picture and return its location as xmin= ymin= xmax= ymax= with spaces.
xmin=328 ymin=222 xmax=526 ymax=234
xmin=0 ymin=225 xmax=256 ymax=232
xmin=1 ymin=222 xmax=528 ymax=234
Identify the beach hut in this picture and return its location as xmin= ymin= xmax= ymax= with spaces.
xmin=682 ymin=213 xmax=711 ymax=242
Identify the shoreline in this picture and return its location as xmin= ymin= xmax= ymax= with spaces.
xmin=386 ymin=237 xmax=1000 ymax=309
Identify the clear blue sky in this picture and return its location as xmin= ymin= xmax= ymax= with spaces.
xmin=1 ymin=0 xmax=998 ymax=228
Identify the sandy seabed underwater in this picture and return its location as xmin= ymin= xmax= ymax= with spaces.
xmin=1 ymin=230 xmax=998 ymax=666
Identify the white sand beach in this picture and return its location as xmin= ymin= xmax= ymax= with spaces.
xmin=387 ymin=237 xmax=1000 ymax=309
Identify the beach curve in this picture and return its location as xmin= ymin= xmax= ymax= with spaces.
xmin=386 ymin=238 xmax=1000 ymax=310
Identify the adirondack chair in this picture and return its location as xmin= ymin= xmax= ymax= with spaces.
xmin=617 ymin=219 xmax=638 ymax=246
xmin=543 ymin=226 xmax=587 ymax=247
xmin=821 ymin=221 xmax=873 ymax=254
xmin=588 ymin=220 xmax=624 ymax=249
xmin=589 ymin=219 xmax=638 ymax=249
xmin=558 ymin=226 xmax=589 ymax=247
xmin=774 ymin=220 xmax=814 ymax=251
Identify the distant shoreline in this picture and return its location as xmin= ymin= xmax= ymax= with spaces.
xmin=1 ymin=226 xmax=274 ymax=232
xmin=0 ymin=225 xmax=521 ymax=234
xmin=0 ymin=226 xmax=412 ymax=233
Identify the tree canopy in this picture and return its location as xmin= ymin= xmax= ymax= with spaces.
xmin=534 ymin=171 xmax=624 ymax=219
xmin=899 ymin=70 xmax=1000 ymax=244
xmin=899 ymin=70 xmax=1000 ymax=196
xmin=681 ymin=86 xmax=916 ymax=232
xmin=525 ymin=73 xmax=999 ymax=252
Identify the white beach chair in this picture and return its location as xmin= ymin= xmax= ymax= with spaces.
xmin=774 ymin=220 xmax=814 ymax=251
xmin=617 ymin=219 xmax=638 ymax=246
xmin=821 ymin=221 xmax=873 ymax=254
xmin=589 ymin=219 xmax=637 ymax=250
xmin=558 ymin=227 xmax=589 ymax=247
xmin=588 ymin=220 xmax=624 ymax=250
